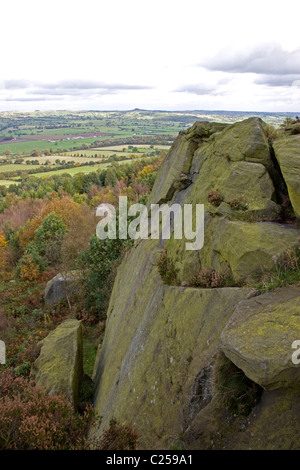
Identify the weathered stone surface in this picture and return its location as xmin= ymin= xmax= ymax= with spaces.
xmin=32 ymin=319 xmax=83 ymax=408
xmin=91 ymin=118 xmax=300 ymax=450
xmin=90 ymin=238 xmax=255 ymax=449
xmin=44 ymin=271 xmax=80 ymax=305
xmin=273 ymin=135 xmax=300 ymax=218
xmin=166 ymin=215 xmax=300 ymax=282
xmin=148 ymin=121 xmax=227 ymax=205
xmin=219 ymin=287 xmax=300 ymax=390
xmin=183 ymin=387 xmax=300 ymax=450
xmin=186 ymin=118 xmax=282 ymax=218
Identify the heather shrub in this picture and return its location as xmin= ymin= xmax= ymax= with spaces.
xmin=0 ymin=368 xmax=94 ymax=450
xmin=226 ymin=196 xmax=248 ymax=211
xmin=188 ymin=268 xmax=234 ymax=288
xmin=207 ymin=189 xmax=224 ymax=207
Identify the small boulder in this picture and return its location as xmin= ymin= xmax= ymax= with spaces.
xmin=32 ymin=319 xmax=83 ymax=408
xmin=44 ymin=271 xmax=80 ymax=305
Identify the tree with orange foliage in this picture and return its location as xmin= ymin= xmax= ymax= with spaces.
xmin=0 ymin=230 xmax=8 ymax=271
xmin=136 ymin=165 xmax=154 ymax=179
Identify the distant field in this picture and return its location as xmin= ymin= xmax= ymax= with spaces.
xmin=27 ymin=159 xmax=138 ymax=178
xmin=66 ymin=149 xmax=129 ymax=158
xmin=65 ymin=144 xmax=170 ymax=157
xmin=96 ymin=144 xmax=171 ymax=151
xmin=0 ymin=179 xmax=19 ymax=187
xmin=0 ymin=163 xmax=40 ymax=171
xmin=0 ymin=109 xmax=291 ymax=159
xmin=0 ymin=136 xmax=115 ymax=154
xmin=23 ymin=155 xmax=103 ymax=164
xmin=0 ymin=110 xmax=183 ymax=155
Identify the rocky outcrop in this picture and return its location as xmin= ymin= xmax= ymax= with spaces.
xmin=32 ymin=319 xmax=83 ymax=408
xmin=91 ymin=236 xmax=256 ymax=448
xmin=148 ymin=121 xmax=227 ymax=205
xmin=91 ymin=118 xmax=300 ymax=449
xmin=220 ymin=286 xmax=300 ymax=390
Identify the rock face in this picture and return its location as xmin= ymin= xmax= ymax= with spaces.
xmin=220 ymin=286 xmax=300 ymax=390
xmin=91 ymin=118 xmax=300 ymax=449
xmin=32 ymin=319 xmax=83 ymax=408
xmin=273 ymin=135 xmax=300 ymax=219
xmin=167 ymin=215 xmax=300 ymax=282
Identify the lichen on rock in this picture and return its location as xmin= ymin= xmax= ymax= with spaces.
xmin=219 ymin=286 xmax=300 ymax=390
xmin=91 ymin=118 xmax=300 ymax=449
xmin=32 ymin=319 xmax=83 ymax=408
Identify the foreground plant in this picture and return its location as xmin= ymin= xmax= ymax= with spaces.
xmin=188 ymin=268 xmax=235 ymax=288
xmin=0 ymin=368 xmax=94 ymax=450
xmin=250 ymin=247 xmax=300 ymax=293
xmin=156 ymin=248 xmax=179 ymax=286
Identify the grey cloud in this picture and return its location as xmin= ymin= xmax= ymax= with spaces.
xmin=0 ymin=79 xmax=31 ymax=89
xmin=38 ymin=80 xmax=152 ymax=91
xmin=1 ymin=79 xmax=153 ymax=96
xmin=201 ymin=43 xmax=300 ymax=75
xmin=254 ymin=74 xmax=300 ymax=87
xmin=175 ymin=83 xmax=228 ymax=96
xmin=175 ymin=85 xmax=216 ymax=95
xmin=30 ymin=88 xmax=90 ymax=96
xmin=5 ymin=97 xmax=54 ymax=102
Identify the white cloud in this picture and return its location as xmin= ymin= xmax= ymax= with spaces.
xmin=1 ymin=0 xmax=300 ymax=111
xmin=200 ymin=43 xmax=300 ymax=75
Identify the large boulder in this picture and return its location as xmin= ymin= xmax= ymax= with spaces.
xmin=273 ymin=135 xmax=300 ymax=219
xmin=150 ymin=117 xmax=282 ymax=218
xmin=219 ymin=286 xmax=300 ymax=390
xmin=186 ymin=118 xmax=281 ymax=218
xmin=166 ymin=215 xmax=300 ymax=282
xmin=32 ymin=319 xmax=83 ymax=408
xmin=148 ymin=121 xmax=227 ymax=205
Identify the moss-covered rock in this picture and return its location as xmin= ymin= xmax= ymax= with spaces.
xmin=91 ymin=118 xmax=300 ymax=450
xmin=32 ymin=319 xmax=83 ymax=408
xmin=219 ymin=286 xmax=300 ymax=390
xmin=148 ymin=121 xmax=227 ymax=205
xmin=273 ymin=135 xmax=300 ymax=218
xmin=166 ymin=215 xmax=300 ymax=282
xmin=90 ymin=237 xmax=255 ymax=449
xmin=185 ymin=118 xmax=282 ymax=218
xmin=183 ymin=386 xmax=300 ymax=450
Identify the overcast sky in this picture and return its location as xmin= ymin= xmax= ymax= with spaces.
xmin=1 ymin=0 xmax=300 ymax=112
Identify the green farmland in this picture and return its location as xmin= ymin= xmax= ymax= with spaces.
xmin=0 ymin=179 xmax=19 ymax=187
xmin=0 ymin=109 xmax=291 ymax=188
